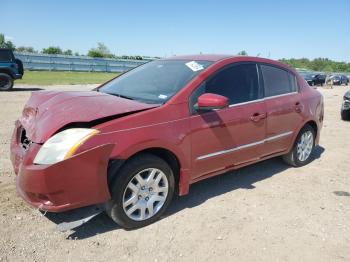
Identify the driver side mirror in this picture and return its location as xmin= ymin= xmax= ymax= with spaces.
xmin=194 ymin=93 xmax=229 ymax=111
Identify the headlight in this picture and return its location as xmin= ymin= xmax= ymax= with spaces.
xmin=33 ymin=128 xmax=99 ymax=165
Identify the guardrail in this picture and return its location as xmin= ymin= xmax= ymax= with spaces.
xmin=14 ymin=52 xmax=153 ymax=73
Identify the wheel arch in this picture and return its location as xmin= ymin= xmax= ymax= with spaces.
xmin=0 ymin=68 xmax=14 ymax=78
xmin=304 ymin=120 xmax=318 ymax=139
xmin=287 ymin=119 xmax=319 ymax=154
xmin=108 ymin=147 xmax=183 ymax=195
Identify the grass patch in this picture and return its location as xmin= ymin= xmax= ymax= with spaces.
xmin=17 ymin=71 xmax=118 ymax=85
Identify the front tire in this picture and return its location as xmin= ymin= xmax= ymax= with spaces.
xmin=106 ymin=154 xmax=175 ymax=229
xmin=283 ymin=124 xmax=315 ymax=167
xmin=341 ymin=110 xmax=350 ymax=121
xmin=0 ymin=73 xmax=14 ymax=91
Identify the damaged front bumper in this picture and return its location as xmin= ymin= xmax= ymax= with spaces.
xmin=11 ymin=123 xmax=114 ymax=212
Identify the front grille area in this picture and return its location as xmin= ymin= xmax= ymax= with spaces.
xmin=20 ymin=128 xmax=31 ymax=150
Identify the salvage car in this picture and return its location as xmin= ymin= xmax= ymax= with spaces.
xmin=11 ymin=55 xmax=324 ymax=229
xmin=341 ymin=89 xmax=350 ymax=120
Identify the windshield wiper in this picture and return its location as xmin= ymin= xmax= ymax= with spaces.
xmin=106 ymin=93 xmax=135 ymax=100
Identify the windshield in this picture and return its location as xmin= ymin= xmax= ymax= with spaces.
xmin=99 ymin=60 xmax=213 ymax=104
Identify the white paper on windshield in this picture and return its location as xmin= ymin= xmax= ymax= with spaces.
xmin=158 ymin=94 xmax=168 ymax=99
xmin=185 ymin=61 xmax=204 ymax=72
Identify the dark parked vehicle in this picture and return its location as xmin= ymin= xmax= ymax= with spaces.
xmin=332 ymin=75 xmax=349 ymax=86
xmin=0 ymin=48 xmax=23 ymax=91
xmin=301 ymin=73 xmax=314 ymax=86
xmin=341 ymin=90 xmax=350 ymax=120
xmin=300 ymin=73 xmax=326 ymax=86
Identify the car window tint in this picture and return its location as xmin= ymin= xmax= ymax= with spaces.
xmin=0 ymin=50 xmax=13 ymax=61
xmin=205 ymin=63 xmax=259 ymax=104
xmin=288 ymin=73 xmax=298 ymax=92
xmin=261 ymin=65 xmax=295 ymax=97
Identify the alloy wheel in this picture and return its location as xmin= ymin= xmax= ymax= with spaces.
xmin=122 ymin=168 xmax=169 ymax=221
xmin=297 ymin=131 xmax=314 ymax=162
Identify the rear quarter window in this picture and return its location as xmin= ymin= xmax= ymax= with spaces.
xmin=0 ymin=50 xmax=13 ymax=61
xmin=261 ymin=64 xmax=297 ymax=97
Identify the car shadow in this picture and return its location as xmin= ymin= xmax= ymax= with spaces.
xmin=11 ymin=87 xmax=44 ymax=91
xmin=44 ymin=145 xmax=325 ymax=239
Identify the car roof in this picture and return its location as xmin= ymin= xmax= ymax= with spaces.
xmin=163 ymin=54 xmax=233 ymax=62
xmin=162 ymin=54 xmax=296 ymax=72
xmin=163 ymin=54 xmax=292 ymax=65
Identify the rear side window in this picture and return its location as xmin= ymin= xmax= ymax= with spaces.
xmin=205 ymin=63 xmax=260 ymax=104
xmin=261 ymin=65 xmax=296 ymax=97
xmin=0 ymin=50 xmax=13 ymax=61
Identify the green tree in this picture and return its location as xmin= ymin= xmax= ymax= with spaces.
xmin=63 ymin=49 xmax=73 ymax=56
xmin=237 ymin=50 xmax=248 ymax=56
xmin=0 ymin=34 xmax=5 ymax=46
xmin=42 ymin=46 xmax=63 ymax=55
xmin=279 ymin=58 xmax=350 ymax=73
xmin=16 ymin=46 xmax=37 ymax=53
xmin=0 ymin=33 xmax=16 ymax=50
xmin=87 ymin=43 xmax=113 ymax=58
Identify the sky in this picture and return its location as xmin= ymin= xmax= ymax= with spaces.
xmin=1 ymin=0 xmax=350 ymax=61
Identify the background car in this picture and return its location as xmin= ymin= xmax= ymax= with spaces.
xmin=0 ymin=48 xmax=24 ymax=91
xmin=300 ymin=73 xmax=314 ymax=86
xmin=313 ymin=74 xmax=326 ymax=86
xmin=341 ymin=90 xmax=350 ymax=120
xmin=300 ymin=72 xmax=326 ymax=86
xmin=331 ymin=75 xmax=349 ymax=86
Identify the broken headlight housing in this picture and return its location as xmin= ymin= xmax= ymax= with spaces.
xmin=33 ymin=128 xmax=99 ymax=165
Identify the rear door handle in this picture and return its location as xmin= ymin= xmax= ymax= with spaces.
xmin=250 ymin=112 xmax=266 ymax=122
xmin=295 ymin=102 xmax=302 ymax=113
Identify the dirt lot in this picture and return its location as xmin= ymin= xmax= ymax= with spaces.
xmin=0 ymin=84 xmax=349 ymax=262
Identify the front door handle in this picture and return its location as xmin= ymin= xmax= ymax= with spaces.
xmin=250 ymin=112 xmax=266 ymax=122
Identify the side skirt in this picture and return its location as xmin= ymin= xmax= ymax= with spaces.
xmin=190 ymin=149 xmax=289 ymax=185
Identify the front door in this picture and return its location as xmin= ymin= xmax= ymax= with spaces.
xmin=189 ymin=63 xmax=266 ymax=180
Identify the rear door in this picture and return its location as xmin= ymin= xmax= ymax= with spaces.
xmin=189 ymin=63 xmax=266 ymax=179
xmin=259 ymin=64 xmax=302 ymax=156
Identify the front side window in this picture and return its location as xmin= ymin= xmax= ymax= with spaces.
xmin=261 ymin=65 xmax=296 ymax=97
xmin=189 ymin=63 xmax=261 ymax=113
xmin=99 ymin=60 xmax=213 ymax=104
xmin=206 ymin=63 xmax=260 ymax=105
xmin=190 ymin=63 xmax=260 ymax=110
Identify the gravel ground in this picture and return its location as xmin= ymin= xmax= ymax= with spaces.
xmin=0 ymin=84 xmax=350 ymax=262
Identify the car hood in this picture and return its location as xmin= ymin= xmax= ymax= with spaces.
xmin=19 ymin=91 xmax=159 ymax=143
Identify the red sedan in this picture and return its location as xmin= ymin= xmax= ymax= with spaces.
xmin=11 ymin=55 xmax=324 ymax=228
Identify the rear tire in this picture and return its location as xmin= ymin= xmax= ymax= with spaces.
xmin=106 ymin=154 xmax=175 ymax=229
xmin=283 ymin=124 xmax=315 ymax=167
xmin=0 ymin=73 xmax=14 ymax=91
